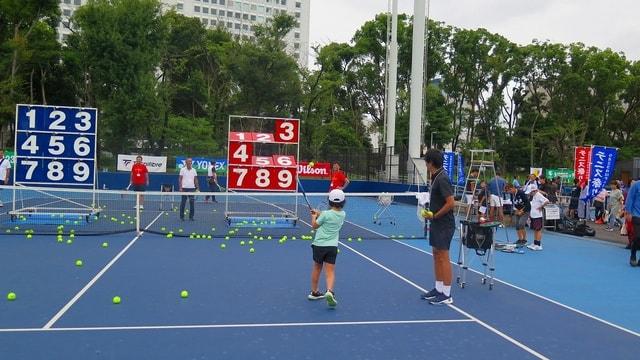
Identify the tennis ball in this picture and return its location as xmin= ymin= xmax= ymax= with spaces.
xmin=161 ymin=227 xmax=166 ymax=231
xmin=66 ymin=239 xmax=73 ymax=244
xmin=249 ymin=248 xmax=255 ymax=253
xmin=57 ymin=238 xmax=63 ymax=243
xmin=292 ymin=236 xmax=296 ymax=240
xmin=224 ymin=236 xmax=229 ymax=240
xmin=75 ymin=260 xmax=83 ymax=267
xmin=348 ymin=237 xmax=353 ymax=242
xmin=248 ymin=240 xmax=254 ymax=245
xmin=26 ymin=234 xmax=32 ymax=239
xmin=220 ymin=243 xmax=226 ymax=249
xmin=69 ymin=233 xmax=75 ymax=238
xmin=308 ymin=162 xmax=315 ymax=167
xmin=207 ymin=235 xmax=212 ymax=240
xmin=337 ymin=248 xmax=340 ymax=253
xmin=357 ymin=237 xmax=363 ymax=242
xmin=102 ymin=242 xmax=108 ymax=248
xmin=248 ymin=232 xmax=252 ymax=236
xmin=240 ymin=241 xmax=246 ymax=246
xmin=256 ymin=227 xmax=262 ymax=232
xmin=180 ymin=290 xmax=189 ymax=298
xmin=259 ymin=236 xmax=264 ymax=240
xmin=278 ymin=239 xmax=285 ymax=244
xmin=112 ymin=296 xmax=121 ymax=304
xmin=267 ymin=236 xmax=272 ymax=240
xmin=7 ymin=292 xmax=16 ymax=301
xmin=253 ymin=235 xmax=258 ymax=240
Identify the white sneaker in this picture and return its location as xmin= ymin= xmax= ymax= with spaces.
xmin=139 ymin=205 xmax=144 ymax=210
xmin=527 ymin=244 xmax=543 ymax=251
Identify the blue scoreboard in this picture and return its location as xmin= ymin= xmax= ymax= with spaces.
xmin=14 ymin=104 xmax=97 ymax=187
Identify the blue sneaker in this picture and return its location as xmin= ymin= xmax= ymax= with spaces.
xmin=420 ymin=288 xmax=440 ymax=300
xmin=429 ymin=292 xmax=453 ymax=305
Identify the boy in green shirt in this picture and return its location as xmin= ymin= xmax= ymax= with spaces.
xmin=308 ymin=189 xmax=346 ymax=308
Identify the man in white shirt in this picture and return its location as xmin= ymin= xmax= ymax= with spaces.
xmin=179 ymin=158 xmax=199 ymax=221
xmin=0 ymin=149 xmax=11 ymax=207
xmin=527 ymin=187 xmax=549 ymax=251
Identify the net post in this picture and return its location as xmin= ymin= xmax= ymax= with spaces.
xmin=136 ymin=192 xmax=141 ymax=234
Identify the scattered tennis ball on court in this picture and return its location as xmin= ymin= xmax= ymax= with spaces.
xmin=180 ymin=290 xmax=189 ymax=298
xmin=26 ymin=234 xmax=32 ymax=239
xmin=249 ymin=248 xmax=255 ymax=253
xmin=57 ymin=238 xmax=63 ymax=243
xmin=224 ymin=236 xmax=229 ymax=240
xmin=267 ymin=236 xmax=272 ymax=240
xmin=357 ymin=237 xmax=363 ymax=242
xmin=256 ymin=227 xmax=262 ymax=232
xmin=337 ymin=249 xmax=340 ymax=253
xmin=247 ymin=232 xmax=252 ymax=236
xmin=240 ymin=241 xmax=246 ymax=246
xmin=278 ymin=239 xmax=285 ymax=244
xmin=102 ymin=242 xmax=108 ymax=248
xmin=75 ymin=260 xmax=83 ymax=267
xmin=259 ymin=236 xmax=264 ymax=240
xmin=391 ymin=235 xmax=396 ymax=238
xmin=292 ymin=236 xmax=296 ymax=240
xmin=70 ymin=234 xmax=75 ymax=238
xmin=347 ymin=237 xmax=352 ymax=242
xmin=207 ymin=235 xmax=212 ymax=240
xmin=112 ymin=296 xmax=121 ymax=304
xmin=161 ymin=227 xmax=166 ymax=231
xmin=66 ymin=239 xmax=73 ymax=244
xmin=166 ymin=233 xmax=173 ymax=238
xmin=178 ymin=228 xmax=183 ymax=233
xmin=14 ymin=226 xmax=19 ymax=230
xmin=220 ymin=243 xmax=226 ymax=249
xmin=248 ymin=240 xmax=254 ymax=245
xmin=6 ymin=229 xmax=11 ymax=233
xmin=7 ymin=292 xmax=16 ymax=301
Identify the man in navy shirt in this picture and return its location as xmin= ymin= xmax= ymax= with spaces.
xmin=625 ymin=180 xmax=640 ymax=266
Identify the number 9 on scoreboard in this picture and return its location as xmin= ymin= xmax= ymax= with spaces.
xmin=228 ymin=166 xmax=297 ymax=191
xmin=15 ymin=159 xmax=94 ymax=185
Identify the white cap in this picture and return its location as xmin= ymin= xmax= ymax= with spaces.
xmin=328 ymin=189 xmax=346 ymax=202
xmin=524 ymin=183 xmax=538 ymax=195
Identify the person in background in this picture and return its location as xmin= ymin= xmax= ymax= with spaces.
xmin=512 ymin=175 xmax=521 ymax=189
xmin=488 ymin=172 xmax=507 ymax=198
xmin=569 ymin=178 xmax=581 ymax=219
xmin=527 ymin=187 xmax=550 ymax=251
xmin=205 ymin=161 xmax=219 ymax=203
xmin=329 ymin=163 xmax=350 ymax=191
xmin=593 ymin=188 xmax=608 ymax=224
xmin=605 ymin=180 xmax=624 ymax=231
xmin=130 ymin=155 xmax=149 ymax=210
xmin=0 ymin=149 xmax=11 ymax=207
xmin=506 ymin=183 xmax=530 ymax=246
xmin=625 ymin=179 xmax=640 ymax=266
xmin=524 ymin=174 xmax=539 ymax=196
xmin=538 ymin=175 xmax=558 ymax=204
xmin=179 ymin=158 xmax=199 ymax=221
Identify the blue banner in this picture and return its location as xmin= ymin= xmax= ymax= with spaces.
xmin=457 ymin=153 xmax=466 ymax=186
xmin=442 ymin=152 xmax=455 ymax=184
xmin=585 ymin=146 xmax=617 ymax=200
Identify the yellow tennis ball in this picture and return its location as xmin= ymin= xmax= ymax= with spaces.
xmin=308 ymin=161 xmax=315 ymax=167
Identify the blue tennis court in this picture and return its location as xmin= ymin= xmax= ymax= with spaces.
xmin=0 ymin=192 xmax=639 ymax=359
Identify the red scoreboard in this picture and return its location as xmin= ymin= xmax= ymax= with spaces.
xmin=227 ymin=118 xmax=300 ymax=192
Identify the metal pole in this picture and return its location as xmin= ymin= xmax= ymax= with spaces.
xmin=408 ymin=0 xmax=426 ymax=159
xmin=385 ymin=0 xmax=398 ymax=155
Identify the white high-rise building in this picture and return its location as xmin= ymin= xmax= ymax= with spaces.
xmin=57 ymin=0 xmax=310 ymax=67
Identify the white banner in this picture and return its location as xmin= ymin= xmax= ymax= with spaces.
xmin=117 ymin=154 xmax=167 ymax=173
xmin=544 ymin=205 xmax=561 ymax=220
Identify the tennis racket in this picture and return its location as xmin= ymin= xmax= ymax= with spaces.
xmin=297 ymin=178 xmax=313 ymax=212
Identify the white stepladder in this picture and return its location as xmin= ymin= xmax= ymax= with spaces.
xmin=455 ymin=150 xmax=510 ymax=291
xmin=373 ymin=193 xmax=396 ymax=225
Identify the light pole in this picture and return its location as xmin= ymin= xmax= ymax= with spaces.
xmin=430 ymin=131 xmax=439 ymax=149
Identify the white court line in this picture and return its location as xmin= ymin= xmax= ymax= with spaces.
xmin=0 ymin=319 xmax=474 ymax=333
xmin=394 ymin=240 xmax=640 ymax=338
xmin=339 ymin=241 xmax=549 ymax=360
xmin=41 ymin=212 xmax=165 ymax=329
xmin=345 ymin=218 xmax=640 ymax=338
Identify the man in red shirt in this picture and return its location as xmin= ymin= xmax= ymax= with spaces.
xmin=130 ymin=155 xmax=149 ymax=209
xmin=329 ymin=163 xmax=349 ymax=191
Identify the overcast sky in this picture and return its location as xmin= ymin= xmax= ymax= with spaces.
xmin=308 ymin=0 xmax=639 ymax=65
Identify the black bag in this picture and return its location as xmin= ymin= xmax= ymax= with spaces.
xmin=462 ymin=222 xmax=493 ymax=251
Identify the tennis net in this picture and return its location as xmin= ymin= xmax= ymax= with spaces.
xmin=0 ymin=186 xmax=428 ymax=240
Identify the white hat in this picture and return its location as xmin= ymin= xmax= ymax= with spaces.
xmin=524 ymin=183 xmax=538 ymax=195
xmin=328 ymin=189 xmax=345 ymax=202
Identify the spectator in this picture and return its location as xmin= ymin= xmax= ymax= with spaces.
xmin=605 ymin=180 xmax=624 ymax=231
xmin=0 ymin=149 xmax=11 ymax=207
xmin=593 ymin=188 xmax=608 ymax=224
xmin=512 ymin=175 xmax=521 ymax=189
xmin=506 ymin=183 xmax=530 ymax=246
xmin=329 ymin=163 xmax=350 ymax=191
xmin=527 ymin=187 xmax=550 ymax=251
xmin=488 ymin=172 xmax=507 ymax=197
xmin=523 ymin=174 xmax=539 ymax=196
xmin=179 ymin=158 xmax=199 ymax=221
xmin=539 ymin=175 xmax=558 ymax=204
xmin=569 ymin=178 xmax=581 ymax=219
xmin=625 ymin=179 xmax=640 ymax=266
xmin=205 ymin=161 xmax=219 ymax=203
xmin=130 ymin=155 xmax=149 ymax=210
